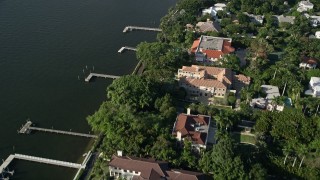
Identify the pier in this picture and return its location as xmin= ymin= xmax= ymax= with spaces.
xmin=18 ymin=121 xmax=97 ymax=138
xmin=118 ymin=46 xmax=137 ymax=53
xmin=85 ymin=73 xmax=120 ymax=82
xmin=123 ymin=26 xmax=162 ymax=33
xmin=14 ymin=154 xmax=84 ymax=169
xmin=0 ymin=151 xmax=92 ymax=178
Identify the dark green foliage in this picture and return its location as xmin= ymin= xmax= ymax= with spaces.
xmin=107 ymin=75 xmax=158 ymax=110
xmin=249 ymin=163 xmax=268 ymax=180
xmin=199 ymin=135 xmax=247 ymax=179
xmin=88 ymin=0 xmax=320 ymax=178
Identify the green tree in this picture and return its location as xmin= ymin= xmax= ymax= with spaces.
xmin=249 ymin=163 xmax=267 ymax=180
xmin=107 ymin=75 xmax=158 ymax=110
xmin=199 ymin=135 xmax=247 ymax=179
xmin=149 ymin=134 xmax=179 ymax=165
xmin=180 ymin=140 xmax=198 ymax=169
xmin=220 ymin=54 xmax=241 ymax=71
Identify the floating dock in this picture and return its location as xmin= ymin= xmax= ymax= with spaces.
xmin=84 ymin=73 xmax=120 ymax=82
xmin=123 ymin=26 xmax=162 ymax=33
xmin=118 ymin=46 xmax=137 ymax=53
xmin=18 ymin=121 xmax=97 ymax=138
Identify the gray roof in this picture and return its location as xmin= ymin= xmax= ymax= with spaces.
xmin=196 ymin=21 xmax=221 ymax=32
xmin=275 ymin=15 xmax=295 ymax=24
xmin=198 ymin=36 xmax=231 ymax=51
xmin=261 ymin=85 xmax=280 ymax=99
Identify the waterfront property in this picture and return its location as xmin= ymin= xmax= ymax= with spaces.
xmin=177 ymin=65 xmax=250 ymax=104
xmin=172 ymin=108 xmax=216 ymax=151
xmin=190 ymin=36 xmax=235 ymax=63
xmin=109 ymin=152 xmax=207 ymax=180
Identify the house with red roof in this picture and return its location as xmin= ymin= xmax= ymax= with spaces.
xmin=177 ymin=65 xmax=250 ymax=103
xmin=108 ymin=152 xmax=208 ymax=180
xmin=172 ymin=109 xmax=216 ymax=151
xmin=190 ymin=35 xmax=235 ymax=63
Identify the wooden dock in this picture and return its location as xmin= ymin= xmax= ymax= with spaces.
xmin=0 ymin=151 xmax=92 ymax=176
xmin=18 ymin=121 xmax=97 ymax=138
xmin=118 ymin=46 xmax=137 ymax=53
xmin=85 ymin=73 xmax=120 ymax=82
xmin=15 ymin=154 xmax=84 ymax=169
xmin=123 ymin=26 xmax=162 ymax=33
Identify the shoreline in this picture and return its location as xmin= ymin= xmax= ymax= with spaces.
xmin=77 ymin=58 xmax=144 ymax=179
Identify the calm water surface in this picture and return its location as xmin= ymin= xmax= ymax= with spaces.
xmin=0 ymin=0 xmax=176 ymax=179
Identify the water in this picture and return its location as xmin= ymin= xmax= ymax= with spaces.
xmin=0 ymin=0 xmax=176 ymax=179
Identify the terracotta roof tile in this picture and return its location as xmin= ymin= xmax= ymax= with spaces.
xmin=182 ymin=78 xmax=226 ymax=89
xmin=189 ymin=36 xmax=234 ymax=59
xmin=166 ymin=169 xmax=208 ymax=180
xmin=202 ymin=49 xmax=224 ymax=59
xmin=190 ymin=39 xmax=200 ymax=53
xmin=180 ymin=65 xmax=233 ymax=87
xmin=173 ymin=114 xmax=210 ymax=145
xmin=222 ymin=41 xmax=235 ymax=54
xmin=235 ymin=74 xmax=251 ymax=83
xmin=109 ymin=156 xmax=168 ymax=179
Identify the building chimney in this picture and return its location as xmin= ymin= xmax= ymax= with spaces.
xmin=187 ymin=108 xmax=191 ymax=115
xmin=117 ymin=150 xmax=123 ymax=157
xmin=195 ymin=66 xmax=199 ymax=72
xmin=177 ymin=131 xmax=182 ymax=141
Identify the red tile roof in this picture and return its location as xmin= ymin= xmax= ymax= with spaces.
xmin=235 ymin=74 xmax=251 ymax=84
xmin=109 ymin=155 xmax=168 ymax=179
xmin=109 ymin=155 xmax=207 ymax=180
xmin=180 ymin=65 xmax=233 ymax=87
xmin=190 ymin=39 xmax=200 ymax=53
xmin=166 ymin=169 xmax=208 ymax=180
xmin=222 ymin=41 xmax=235 ymax=54
xmin=190 ymin=37 xmax=235 ymax=59
xmin=173 ymin=114 xmax=210 ymax=145
xmin=182 ymin=78 xmax=226 ymax=89
xmin=202 ymin=49 xmax=224 ymax=59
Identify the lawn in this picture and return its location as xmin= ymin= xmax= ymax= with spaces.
xmin=232 ymin=133 xmax=256 ymax=145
